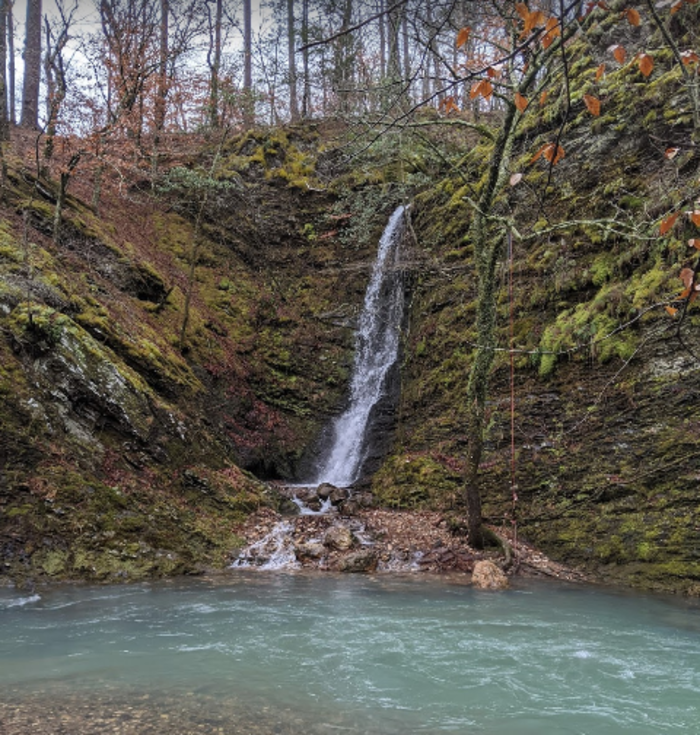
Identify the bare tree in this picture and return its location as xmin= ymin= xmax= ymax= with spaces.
xmin=43 ymin=0 xmax=78 ymax=160
xmin=0 ymin=0 xmax=8 ymax=142
xmin=206 ymin=0 xmax=223 ymax=127
xmin=21 ymin=0 xmax=42 ymax=129
xmin=287 ymin=0 xmax=299 ymax=121
xmin=301 ymin=0 xmax=310 ymax=116
xmin=6 ymin=0 xmax=15 ymax=124
xmin=243 ymin=0 xmax=253 ymax=126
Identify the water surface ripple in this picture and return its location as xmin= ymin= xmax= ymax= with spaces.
xmin=1 ymin=575 xmax=699 ymax=734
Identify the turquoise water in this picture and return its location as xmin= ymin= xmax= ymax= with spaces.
xmin=1 ymin=574 xmax=699 ymax=734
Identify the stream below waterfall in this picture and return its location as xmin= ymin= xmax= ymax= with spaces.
xmin=2 ymin=575 xmax=699 ymax=734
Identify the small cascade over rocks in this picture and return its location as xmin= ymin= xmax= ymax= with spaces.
xmin=312 ymin=205 xmax=408 ymax=488
xmin=231 ymin=520 xmax=300 ymax=570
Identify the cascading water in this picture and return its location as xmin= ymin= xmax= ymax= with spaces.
xmin=313 ymin=205 xmax=408 ymax=488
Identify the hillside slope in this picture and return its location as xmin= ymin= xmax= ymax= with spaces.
xmin=371 ymin=12 xmax=700 ymax=594
xmin=0 ymin=125 xmax=406 ymax=582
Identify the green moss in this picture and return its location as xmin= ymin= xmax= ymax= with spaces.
xmin=372 ymin=453 xmax=461 ymax=509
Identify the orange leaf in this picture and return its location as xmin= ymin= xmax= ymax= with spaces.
xmin=546 ymin=143 xmax=565 ymax=165
xmin=439 ymin=96 xmax=459 ymax=114
xmin=486 ymin=66 xmax=499 ymax=79
xmin=638 ymin=53 xmax=654 ymax=77
xmin=514 ymin=92 xmax=529 ymax=112
xmin=595 ymin=63 xmax=606 ymax=81
xmin=670 ymin=1 xmax=684 ymax=13
xmin=456 ymin=26 xmax=471 ymax=49
xmin=665 ymin=305 xmax=678 ymax=316
xmin=514 ymin=3 xmax=529 ymax=21
xmin=545 ymin=17 xmax=560 ymax=33
xmin=541 ymin=17 xmax=561 ymax=48
xmin=624 ymin=7 xmax=641 ymax=25
xmin=611 ymin=44 xmax=626 ymax=64
xmin=680 ymin=267 xmax=694 ymax=289
xmin=539 ymin=90 xmax=549 ymax=106
xmin=583 ymin=94 xmax=601 ymax=116
xmin=532 ymin=142 xmax=565 ymax=165
xmin=688 ymin=238 xmax=700 ymax=250
xmin=469 ymin=79 xmax=493 ymax=101
xmin=681 ymin=50 xmax=700 ymax=65
xmin=660 ymin=211 xmax=680 ymax=235
xmin=665 ymin=147 xmax=680 ymax=160
xmin=690 ymin=210 xmax=700 ymax=227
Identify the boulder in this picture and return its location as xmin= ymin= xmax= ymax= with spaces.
xmin=323 ymin=524 xmax=353 ymax=551
xmin=338 ymin=550 xmax=378 ymax=573
xmin=471 ymin=560 xmax=509 ymax=590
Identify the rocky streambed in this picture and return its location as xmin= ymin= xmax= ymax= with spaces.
xmin=232 ymin=484 xmax=587 ymax=587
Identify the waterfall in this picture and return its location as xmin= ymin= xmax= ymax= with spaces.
xmin=313 ymin=205 xmax=408 ymax=487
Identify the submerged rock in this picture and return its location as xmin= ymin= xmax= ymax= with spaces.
xmin=471 ymin=560 xmax=509 ymax=590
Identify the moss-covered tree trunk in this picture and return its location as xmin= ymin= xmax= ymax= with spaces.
xmin=463 ymin=101 xmax=518 ymax=549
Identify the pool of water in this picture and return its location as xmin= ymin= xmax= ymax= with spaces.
xmin=1 ymin=574 xmax=699 ymax=734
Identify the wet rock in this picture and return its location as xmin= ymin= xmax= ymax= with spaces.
xmin=316 ymin=483 xmax=338 ymax=500
xmin=294 ymin=541 xmax=325 ymax=560
xmin=471 ymin=560 xmax=509 ymax=590
xmin=323 ymin=524 xmax=353 ymax=551
xmin=277 ymin=497 xmax=301 ymax=516
xmin=339 ymin=499 xmax=360 ymax=515
xmin=293 ymin=486 xmax=318 ymax=503
xmin=329 ymin=487 xmax=349 ymax=504
xmin=338 ymin=549 xmax=378 ymax=573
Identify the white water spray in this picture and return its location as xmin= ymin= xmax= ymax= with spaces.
xmin=314 ymin=205 xmax=407 ymax=487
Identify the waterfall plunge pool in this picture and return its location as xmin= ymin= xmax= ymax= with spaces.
xmin=1 ymin=574 xmax=699 ymax=734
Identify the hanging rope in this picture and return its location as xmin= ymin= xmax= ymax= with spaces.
xmin=508 ymin=228 xmax=518 ymax=556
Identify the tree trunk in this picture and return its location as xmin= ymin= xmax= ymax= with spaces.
xmin=53 ymin=152 xmax=80 ymax=243
xmin=401 ymin=5 xmax=410 ymax=99
xmin=154 ymin=0 xmax=169 ymax=133
xmin=242 ymin=0 xmax=254 ymax=127
xmin=301 ymin=0 xmax=310 ymax=117
xmin=378 ymin=0 xmax=386 ymax=82
xmin=152 ymin=0 xmax=169 ymax=183
xmin=287 ymin=0 xmax=299 ymax=121
xmin=462 ymin=100 xmax=519 ymax=549
xmin=20 ymin=0 xmax=42 ymax=129
xmin=333 ymin=0 xmax=353 ymax=114
xmin=0 ymin=0 xmax=8 ymax=202
xmin=0 ymin=0 xmax=8 ymax=142
xmin=208 ymin=0 xmax=222 ymax=128
xmin=7 ymin=0 xmax=14 ymax=124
